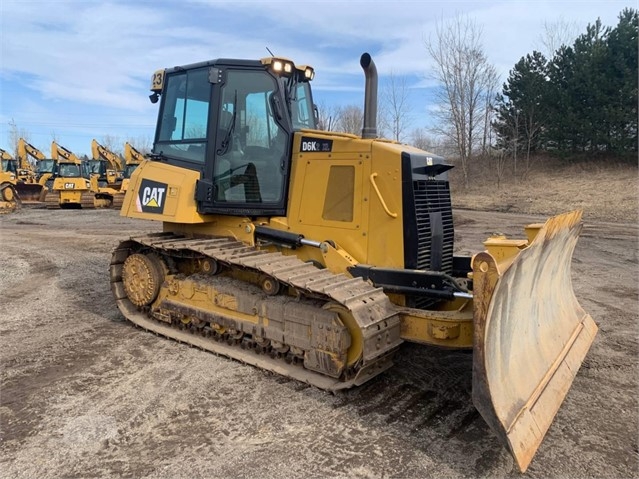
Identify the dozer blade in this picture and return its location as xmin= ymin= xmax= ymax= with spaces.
xmin=471 ymin=210 xmax=597 ymax=472
xmin=15 ymin=183 xmax=46 ymax=204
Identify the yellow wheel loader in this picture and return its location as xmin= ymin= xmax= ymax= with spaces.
xmin=111 ymin=53 xmax=596 ymax=472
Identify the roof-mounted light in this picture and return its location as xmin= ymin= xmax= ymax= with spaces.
xmin=261 ymin=57 xmax=295 ymax=77
xmin=295 ymin=64 xmax=315 ymax=82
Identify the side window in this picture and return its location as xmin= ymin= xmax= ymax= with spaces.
xmin=155 ymin=68 xmax=210 ymax=164
xmin=291 ymin=82 xmax=316 ymax=130
xmin=214 ymin=70 xmax=288 ymax=205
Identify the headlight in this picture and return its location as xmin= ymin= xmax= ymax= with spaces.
xmin=304 ymin=67 xmax=314 ymax=80
xmin=296 ymin=65 xmax=315 ymax=82
xmin=85 ymin=180 xmax=91 ymax=188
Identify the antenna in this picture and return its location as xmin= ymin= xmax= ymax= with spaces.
xmin=266 ymin=47 xmax=275 ymax=56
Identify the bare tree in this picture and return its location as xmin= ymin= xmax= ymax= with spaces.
xmin=127 ymin=135 xmax=153 ymax=154
xmin=510 ymin=109 xmax=520 ymax=178
xmin=410 ymin=127 xmax=439 ymax=152
xmin=8 ymin=119 xmax=31 ymax=158
xmin=492 ymin=148 xmax=509 ymax=190
xmin=100 ymin=134 xmax=123 ymax=156
xmin=315 ymin=100 xmax=339 ymax=131
xmin=381 ymin=72 xmax=413 ymax=142
xmin=335 ymin=105 xmax=364 ymax=135
xmin=481 ymin=68 xmax=499 ymax=155
xmin=536 ymin=18 xmax=580 ymax=58
xmin=426 ymin=14 xmax=498 ymax=188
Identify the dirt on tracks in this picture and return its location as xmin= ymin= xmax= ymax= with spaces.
xmin=0 ymin=208 xmax=637 ymax=478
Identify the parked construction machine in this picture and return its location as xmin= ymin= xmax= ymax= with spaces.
xmin=90 ymin=139 xmax=124 ymax=187
xmin=5 ymin=141 xmax=48 ymax=203
xmin=90 ymin=139 xmax=126 ymax=208
xmin=121 ymin=142 xmax=145 ymax=193
xmin=18 ymin=138 xmax=55 ymax=182
xmin=0 ymin=150 xmax=20 ymax=212
xmin=111 ymin=53 xmax=597 ymax=472
xmin=46 ymin=141 xmax=95 ymax=209
xmin=45 ymin=141 xmax=122 ymax=209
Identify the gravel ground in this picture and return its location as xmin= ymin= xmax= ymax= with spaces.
xmin=0 ymin=207 xmax=637 ymax=478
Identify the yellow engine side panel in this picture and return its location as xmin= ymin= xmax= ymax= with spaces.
xmin=286 ymin=131 xmax=405 ymax=268
xmin=121 ymin=160 xmax=213 ymax=224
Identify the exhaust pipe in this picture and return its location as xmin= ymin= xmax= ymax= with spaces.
xmin=360 ymin=53 xmax=378 ymax=139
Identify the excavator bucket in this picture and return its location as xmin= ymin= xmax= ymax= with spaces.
xmin=471 ymin=210 xmax=597 ymax=472
xmin=15 ymin=183 xmax=46 ymax=204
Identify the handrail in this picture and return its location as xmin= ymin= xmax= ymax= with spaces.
xmin=369 ymin=173 xmax=397 ymax=218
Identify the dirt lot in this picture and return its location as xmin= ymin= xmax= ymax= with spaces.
xmin=1 ymin=201 xmax=637 ymax=478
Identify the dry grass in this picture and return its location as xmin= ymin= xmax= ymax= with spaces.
xmin=449 ymin=154 xmax=639 ymax=223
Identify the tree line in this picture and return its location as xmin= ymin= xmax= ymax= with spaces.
xmin=317 ymin=8 xmax=637 ymax=187
xmin=493 ymin=8 xmax=637 ymax=162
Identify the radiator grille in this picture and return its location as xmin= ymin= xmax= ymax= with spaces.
xmin=412 ymin=180 xmax=454 ymax=274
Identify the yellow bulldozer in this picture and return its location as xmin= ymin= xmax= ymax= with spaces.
xmin=111 ymin=53 xmax=597 ymax=472
xmin=45 ymin=141 xmax=96 ymax=209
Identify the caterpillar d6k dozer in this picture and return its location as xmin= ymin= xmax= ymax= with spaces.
xmin=111 ymin=53 xmax=597 ymax=472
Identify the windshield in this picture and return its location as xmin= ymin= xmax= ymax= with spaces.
xmin=1 ymin=159 xmax=17 ymax=174
xmin=124 ymin=164 xmax=139 ymax=179
xmin=37 ymin=159 xmax=56 ymax=174
xmin=87 ymin=160 xmax=106 ymax=175
xmin=58 ymin=163 xmax=81 ymax=178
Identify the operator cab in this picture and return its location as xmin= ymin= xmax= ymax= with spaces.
xmin=1 ymin=159 xmax=17 ymax=175
xmin=123 ymin=163 xmax=139 ymax=179
xmin=86 ymin=159 xmax=110 ymax=186
xmin=150 ymin=57 xmax=316 ymax=216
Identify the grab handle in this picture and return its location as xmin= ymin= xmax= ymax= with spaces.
xmin=369 ymin=173 xmax=397 ymax=218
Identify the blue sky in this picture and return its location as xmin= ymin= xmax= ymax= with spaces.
xmin=0 ymin=0 xmax=634 ymax=157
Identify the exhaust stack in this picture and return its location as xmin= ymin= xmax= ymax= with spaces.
xmin=360 ymin=53 xmax=378 ymax=139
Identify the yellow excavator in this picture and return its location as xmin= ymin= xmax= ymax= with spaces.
xmin=89 ymin=139 xmax=126 ymax=208
xmin=90 ymin=139 xmax=124 ymax=187
xmin=18 ymin=138 xmax=56 ymax=184
xmin=111 ymin=53 xmax=597 ymax=472
xmin=121 ymin=142 xmax=145 ymax=193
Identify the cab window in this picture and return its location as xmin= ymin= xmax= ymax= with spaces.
xmin=155 ymin=67 xmax=210 ymax=164
xmin=213 ymin=70 xmax=288 ymax=205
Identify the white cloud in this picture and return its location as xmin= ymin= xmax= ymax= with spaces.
xmin=0 ymin=0 xmax=633 ymax=152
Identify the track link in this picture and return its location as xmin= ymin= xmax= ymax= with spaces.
xmin=81 ymin=192 xmax=97 ymax=208
xmin=110 ymin=233 xmax=403 ymax=391
xmin=111 ymin=194 xmax=125 ymax=209
xmin=44 ymin=191 xmax=61 ymax=209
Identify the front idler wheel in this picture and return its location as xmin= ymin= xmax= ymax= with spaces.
xmin=122 ymin=253 xmax=165 ymax=307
